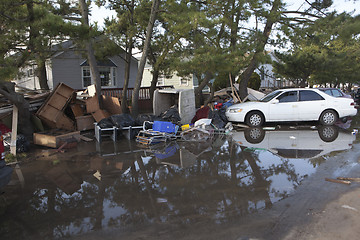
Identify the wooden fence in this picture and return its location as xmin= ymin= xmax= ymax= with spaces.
xmin=100 ymin=86 xmax=173 ymax=113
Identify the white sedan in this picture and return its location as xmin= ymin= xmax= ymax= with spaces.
xmin=226 ymin=88 xmax=357 ymax=127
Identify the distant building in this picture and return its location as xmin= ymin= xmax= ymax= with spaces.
xmin=140 ymin=60 xmax=201 ymax=90
xmin=256 ymin=52 xmax=292 ymax=91
xmin=14 ymin=40 xmax=138 ymax=90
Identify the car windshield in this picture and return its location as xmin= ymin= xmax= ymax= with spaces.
xmin=260 ymin=90 xmax=282 ymax=102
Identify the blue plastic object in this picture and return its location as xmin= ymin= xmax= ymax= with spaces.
xmin=153 ymin=121 xmax=178 ymax=133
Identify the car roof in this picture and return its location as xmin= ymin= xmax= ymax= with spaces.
xmin=276 ymin=88 xmax=323 ymax=92
xmin=316 ymin=87 xmax=342 ymax=91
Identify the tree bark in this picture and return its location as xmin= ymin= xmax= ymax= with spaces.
xmin=149 ymin=67 xmax=159 ymax=105
xmin=79 ymin=0 xmax=102 ymax=108
xmin=121 ymin=39 xmax=133 ymax=113
xmin=131 ymin=0 xmax=160 ymax=117
xmin=36 ymin=59 xmax=49 ymax=90
xmin=239 ymin=0 xmax=281 ymax=99
xmin=194 ymin=71 xmax=213 ymax=106
xmin=0 ymin=82 xmax=33 ymax=139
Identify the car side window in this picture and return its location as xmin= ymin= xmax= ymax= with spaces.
xmin=324 ymin=89 xmax=332 ymax=96
xmin=299 ymin=90 xmax=324 ymax=101
xmin=331 ymin=90 xmax=342 ymax=97
xmin=277 ymin=91 xmax=298 ymax=103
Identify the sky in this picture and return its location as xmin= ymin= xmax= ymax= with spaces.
xmin=89 ymin=0 xmax=359 ymax=28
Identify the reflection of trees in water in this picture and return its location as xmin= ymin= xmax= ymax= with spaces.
xmin=0 ymin=136 xmax=306 ymax=238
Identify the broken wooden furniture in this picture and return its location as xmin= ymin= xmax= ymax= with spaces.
xmin=36 ymin=83 xmax=75 ymax=131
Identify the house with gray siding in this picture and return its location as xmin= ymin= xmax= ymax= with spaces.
xmin=140 ymin=60 xmax=204 ymax=91
xmin=14 ymin=40 xmax=138 ymax=91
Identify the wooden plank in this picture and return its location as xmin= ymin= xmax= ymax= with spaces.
xmin=337 ymin=177 xmax=360 ymax=182
xmin=325 ymin=178 xmax=351 ymax=185
xmin=33 ymin=130 xmax=80 ymax=148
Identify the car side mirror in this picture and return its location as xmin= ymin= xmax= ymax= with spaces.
xmin=272 ymin=99 xmax=279 ymax=104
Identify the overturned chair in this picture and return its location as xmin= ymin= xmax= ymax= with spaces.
xmin=136 ymin=121 xmax=179 ymax=145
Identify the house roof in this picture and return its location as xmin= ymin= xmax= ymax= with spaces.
xmin=80 ymin=59 xmax=117 ymax=67
xmin=50 ymin=39 xmax=138 ymax=62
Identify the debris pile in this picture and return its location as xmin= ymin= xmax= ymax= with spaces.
xmin=0 ymin=82 xmax=238 ymax=149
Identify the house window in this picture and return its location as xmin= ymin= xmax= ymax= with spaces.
xmin=82 ymin=66 xmax=116 ymax=88
xmin=157 ymin=75 xmax=165 ymax=86
xmin=180 ymin=76 xmax=190 ymax=86
xmin=82 ymin=68 xmax=91 ymax=87
xmin=27 ymin=68 xmax=34 ymax=77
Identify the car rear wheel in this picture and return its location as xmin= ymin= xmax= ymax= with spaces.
xmin=246 ymin=111 xmax=264 ymax=127
xmin=319 ymin=110 xmax=337 ymax=125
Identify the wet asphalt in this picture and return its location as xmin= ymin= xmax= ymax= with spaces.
xmin=1 ymin=114 xmax=360 ymax=240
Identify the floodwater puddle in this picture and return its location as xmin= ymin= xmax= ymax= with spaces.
xmin=0 ymin=125 xmax=357 ymax=239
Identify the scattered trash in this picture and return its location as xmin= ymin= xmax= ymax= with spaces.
xmin=194 ymin=118 xmax=212 ymax=128
xmin=341 ymin=205 xmax=358 ymax=212
xmin=325 ymin=178 xmax=351 ymax=185
xmin=93 ymin=170 xmax=101 ymax=181
xmin=181 ymin=128 xmax=211 ymax=142
xmin=136 ymin=121 xmax=179 ymax=145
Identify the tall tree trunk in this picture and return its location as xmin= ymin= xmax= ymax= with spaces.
xmin=36 ymin=59 xmax=49 ymax=90
xmin=194 ymin=71 xmax=213 ymax=106
xmin=131 ymin=0 xmax=160 ymax=117
xmin=239 ymin=0 xmax=281 ymax=100
xmin=149 ymin=67 xmax=159 ymax=105
xmin=121 ymin=39 xmax=133 ymax=113
xmin=79 ymin=0 xmax=102 ymax=108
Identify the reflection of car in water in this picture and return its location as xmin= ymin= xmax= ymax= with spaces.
xmin=232 ymin=126 xmax=356 ymax=159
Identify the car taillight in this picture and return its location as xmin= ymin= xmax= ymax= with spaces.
xmin=351 ymin=102 xmax=356 ymax=107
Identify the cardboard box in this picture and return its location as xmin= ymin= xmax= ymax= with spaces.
xmin=76 ymin=115 xmax=95 ymax=131
xmin=86 ymin=95 xmax=100 ymax=113
xmin=91 ymin=109 xmax=110 ymax=122
xmin=33 ymin=130 xmax=80 ymax=148
xmin=102 ymin=95 xmax=122 ymax=115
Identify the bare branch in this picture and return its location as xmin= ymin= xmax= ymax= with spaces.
xmin=281 ymin=10 xmax=321 ymax=19
xmin=0 ymin=12 xmax=28 ymax=22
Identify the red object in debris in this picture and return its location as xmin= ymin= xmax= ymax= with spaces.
xmin=0 ymin=123 xmax=11 ymax=135
xmin=214 ymin=103 xmax=223 ymax=110
xmin=191 ymin=106 xmax=211 ymax=123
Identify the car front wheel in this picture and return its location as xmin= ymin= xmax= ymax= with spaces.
xmin=246 ymin=111 xmax=264 ymax=127
xmin=319 ymin=110 xmax=337 ymax=126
